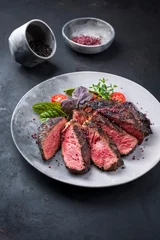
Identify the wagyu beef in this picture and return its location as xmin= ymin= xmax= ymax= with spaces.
xmin=84 ymin=99 xmax=152 ymax=144
xmin=83 ymin=121 xmax=123 ymax=171
xmin=92 ymin=114 xmax=138 ymax=155
xmin=61 ymin=120 xmax=91 ymax=173
xmin=38 ymin=117 xmax=67 ymax=160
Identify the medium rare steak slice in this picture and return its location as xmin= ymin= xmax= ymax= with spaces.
xmin=83 ymin=121 xmax=123 ymax=171
xmin=84 ymin=99 xmax=152 ymax=144
xmin=92 ymin=114 xmax=138 ymax=155
xmin=38 ymin=117 xmax=67 ymax=160
xmin=72 ymin=109 xmax=92 ymax=125
xmin=98 ymin=108 xmax=144 ymax=144
xmin=61 ymin=120 xmax=91 ymax=173
xmin=123 ymin=102 xmax=152 ymax=137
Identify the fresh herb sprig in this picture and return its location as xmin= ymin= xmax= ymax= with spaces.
xmin=89 ymin=78 xmax=117 ymax=100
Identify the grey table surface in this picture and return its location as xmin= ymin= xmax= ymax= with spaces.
xmin=1 ymin=0 xmax=160 ymax=239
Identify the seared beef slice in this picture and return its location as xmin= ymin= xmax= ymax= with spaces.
xmin=84 ymin=99 xmax=152 ymax=144
xmin=92 ymin=114 xmax=138 ymax=155
xmin=83 ymin=121 xmax=123 ymax=171
xmin=122 ymin=102 xmax=152 ymax=137
xmin=38 ymin=117 xmax=67 ymax=160
xmin=72 ymin=109 xmax=91 ymax=125
xmin=61 ymin=121 xmax=91 ymax=173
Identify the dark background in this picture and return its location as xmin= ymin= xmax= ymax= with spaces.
xmin=1 ymin=0 xmax=160 ymax=239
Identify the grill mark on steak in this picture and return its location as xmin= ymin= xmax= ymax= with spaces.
xmin=38 ymin=117 xmax=67 ymax=160
xmin=61 ymin=120 xmax=91 ymax=174
xmin=83 ymin=121 xmax=123 ymax=171
xmin=92 ymin=114 xmax=138 ymax=155
xmin=83 ymin=99 xmax=152 ymax=144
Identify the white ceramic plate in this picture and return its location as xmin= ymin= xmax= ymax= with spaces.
xmin=11 ymin=72 xmax=160 ymax=187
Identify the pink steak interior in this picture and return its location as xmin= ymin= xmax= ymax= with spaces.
xmin=101 ymin=125 xmax=138 ymax=155
xmin=62 ymin=125 xmax=84 ymax=171
xmin=43 ymin=119 xmax=66 ymax=160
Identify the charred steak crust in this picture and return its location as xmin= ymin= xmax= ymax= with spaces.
xmin=84 ymin=99 xmax=152 ymax=144
xmin=61 ymin=120 xmax=91 ymax=174
xmin=83 ymin=121 xmax=123 ymax=171
xmin=92 ymin=114 xmax=138 ymax=155
xmin=99 ymin=108 xmax=144 ymax=144
xmin=38 ymin=117 xmax=67 ymax=160
xmin=95 ymin=124 xmax=120 ymax=158
xmin=84 ymin=99 xmax=117 ymax=111
xmin=108 ymin=158 xmax=124 ymax=171
xmin=72 ymin=124 xmax=91 ymax=172
xmin=123 ymin=102 xmax=152 ymax=136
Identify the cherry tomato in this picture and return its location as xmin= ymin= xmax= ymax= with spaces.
xmin=111 ymin=92 xmax=126 ymax=103
xmin=51 ymin=94 xmax=67 ymax=103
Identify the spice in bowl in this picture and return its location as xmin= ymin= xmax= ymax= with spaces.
xmin=29 ymin=40 xmax=52 ymax=57
xmin=71 ymin=35 xmax=102 ymax=46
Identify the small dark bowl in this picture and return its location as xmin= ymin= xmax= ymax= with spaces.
xmin=62 ymin=17 xmax=115 ymax=54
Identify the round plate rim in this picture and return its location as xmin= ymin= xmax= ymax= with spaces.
xmin=11 ymin=71 xmax=160 ymax=188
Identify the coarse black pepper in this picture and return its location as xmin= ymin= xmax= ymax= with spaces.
xmin=29 ymin=40 xmax=52 ymax=57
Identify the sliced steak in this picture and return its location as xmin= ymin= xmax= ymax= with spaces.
xmin=92 ymin=114 xmax=138 ymax=155
xmin=72 ymin=109 xmax=91 ymax=125
xmin=123 ymin=102 xmax=152 ymax=137
xmin=84 ymin=99 xmax=117 ymax=112
xmin=84 ymin=99 xmax=152 ymax=144
xmin=83 ymin=121 xmax=123 ymax=171
xmin=38 ymin=117 xmax=67 ymax=160
xmin=61 ymin=120 xmax=91 ymax=173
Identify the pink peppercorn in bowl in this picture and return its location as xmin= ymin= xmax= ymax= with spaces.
xmin=62 ymin=17 xmax=115 ymax=54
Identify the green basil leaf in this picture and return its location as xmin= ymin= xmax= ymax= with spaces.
xmin=39 ymin=108 xmax=67 ymax=122
xmin=53 ymin=106 xmax=67 ymax=117
xmin=40 ymin=117 xmax=50 ymax=122
xmin=32 ymin=102 xmax=61 ymax=114
xmin=40 ymin=109 xmax=59 ymax=122
xmin=40 ymin=109 xmax=59 ymax=118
